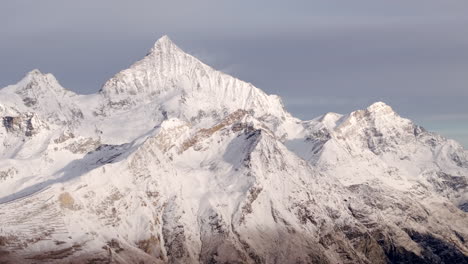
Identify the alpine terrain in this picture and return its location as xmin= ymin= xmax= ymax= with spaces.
xmin=0 ymin=36 xmax=467 ymax=264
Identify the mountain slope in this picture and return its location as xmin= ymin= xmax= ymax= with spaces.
xmin=0 ymin=36 xmax=467 ymax=264
xmin=286 ymin=102 xmax=468 ymax=210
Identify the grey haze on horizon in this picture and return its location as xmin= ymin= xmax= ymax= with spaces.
xmin=1 ymin=0 xmax=467 ymax=147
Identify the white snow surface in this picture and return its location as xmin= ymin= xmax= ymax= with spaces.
xmin=0 ymin=36 xmax=467 ymax=264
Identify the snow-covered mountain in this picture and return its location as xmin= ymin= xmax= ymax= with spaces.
xmin=0 ymin=36 xmax=467 ymax=264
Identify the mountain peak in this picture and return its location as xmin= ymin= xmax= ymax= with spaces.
xmin=100 ymin=35 xmax=289 ymax=124
xmin=13 ymin=69 xmax=71 ymax=96
xmin=22 ymin=69 xmax=51 ymax=83
xmin=26 ymin=69 xmax=43 ymax=77
xmin=148 ymin=35 xmax=181 ymax=55
xmin=20 ymin=69 xmax=56 ymax=86
xmin=155 ymin=35 xmax=172 ymax=45
xmin=366 ymin=101 xmax=394 ymax=115
xmin=336 ymin=101 xmax=401 ymax=134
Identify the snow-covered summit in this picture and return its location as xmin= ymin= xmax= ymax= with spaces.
xmin=366 ymin=101 xmax=394 ymax=114
xmin=148 ymin=35 xmax=181 ymax=55
xmin=23 ymin=69 xmax=45 ymax=80
xmin=6 ymin=69 xmax=71 ymax=96
xmin=99 ymin=35 xmax=292 ymax=139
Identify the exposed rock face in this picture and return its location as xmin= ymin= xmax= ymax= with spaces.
xmin=0 ymin=167 xmax=18 ymax=181
xmin=2 ymin=112 xmax=44 ymax=137
xmin=0 ymin=36 xmax=467 ymax=264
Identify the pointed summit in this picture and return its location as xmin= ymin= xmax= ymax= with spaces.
xmin=19 ymin=69 xmax=54 ymax=86
xmin=101 ymin=34 xmax=202 ymax=100
xmin=148 ymin=35 xmax=182 ymax=55
xmin=14 ymin=69 xmax=71 ymax=96
xmin=21 ymin=69 xmax=49 ymax=83
xmin=155 ymin=35 xmax=173 ymax=45
xmin=100 ymin=34 xmax=289 ymax=124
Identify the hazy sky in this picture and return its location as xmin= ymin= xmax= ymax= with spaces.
xmin=1 ymin=0 xmax=467 ymax=147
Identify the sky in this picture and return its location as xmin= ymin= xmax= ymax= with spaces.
xmin=1 ymin=0 xmax=467 ymax=147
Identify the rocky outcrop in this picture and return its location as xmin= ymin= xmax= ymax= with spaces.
xmin=2 ymin=112 xmax=46 ymax=137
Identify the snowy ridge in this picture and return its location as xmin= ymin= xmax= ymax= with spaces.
xmin=100 ymin=36 xmax=288 ymax=123
xmin=0 ymin=36 xmax=467 ymax=264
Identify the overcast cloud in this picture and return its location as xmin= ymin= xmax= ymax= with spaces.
xmin=1 ymin=0 xmax=467 ymax=147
